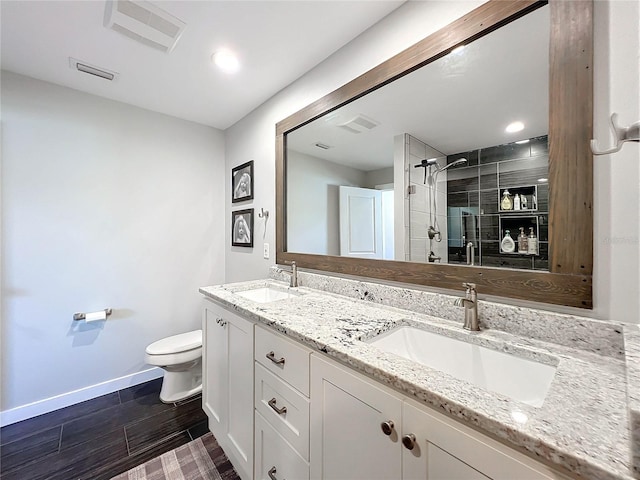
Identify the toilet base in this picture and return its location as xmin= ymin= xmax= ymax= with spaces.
xmin=158 ymin=359 xmax=202 ymax=403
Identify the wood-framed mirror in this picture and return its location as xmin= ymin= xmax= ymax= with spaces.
xmin=276 ymin=0 xmax=593 ymax=309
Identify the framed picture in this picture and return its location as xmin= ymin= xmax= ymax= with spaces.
xmin=232 ymin=208 xmax=254 ymax=247
xmin=232 ymin=160 xmax=254 ymax=203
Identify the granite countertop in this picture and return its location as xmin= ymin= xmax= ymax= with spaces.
xmin=200 ymin=278 xmax=633 ymax=480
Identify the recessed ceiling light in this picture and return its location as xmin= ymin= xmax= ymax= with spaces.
xmin=505 ymin=121 xmax=525 ymax=133
xmin=451 ymin=45 xmax=465 ymax=55
xmin=212 ymin=49 xmax=240 ymax=74
xmin=538 ymin=178 xmax=548 ymax=183
xmin=515 ymin=139 xmax=530 ymax=144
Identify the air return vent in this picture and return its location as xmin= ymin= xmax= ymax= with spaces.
xmin=69 ymin=57 xmax=119 ymax=81
xmin=338 ymin=114 xmax=380 ymax=134
xmin=104 ymin=0 xmax=186 ymax=53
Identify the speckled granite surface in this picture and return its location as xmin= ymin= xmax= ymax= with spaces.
xmin=625 ymin=325 xmax=640 ymax=477
xmin=269 ymin=266 xmax=626 ymax=360
xmin=200 ymin=277 xmax=634 ymax=480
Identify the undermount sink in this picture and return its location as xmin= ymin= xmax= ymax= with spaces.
xmin=367 ymin=326 xmax=556 ymax=407
xmin=235 ymin=285 xmax=301 ymax=303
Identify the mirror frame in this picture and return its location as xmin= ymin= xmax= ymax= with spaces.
xmin=276 ymin=0 xmax=593 ymax=309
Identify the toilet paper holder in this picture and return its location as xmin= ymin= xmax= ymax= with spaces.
xmin=73 ymin=308 xmax=113 ymax=321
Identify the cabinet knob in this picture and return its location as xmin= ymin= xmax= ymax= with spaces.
xmin=268 ymin=466 xmax=278 ymax=480
xmin=402 ymin=433 xmax=417 ymax=450
xmin=215 ymin=317 xmax=227 ymax=327
xmin=380 ymin=420 xmax=395 ymax=436
xmin=266 ymin=351 xmax=285 ymax=365
xmin=268 ymin=397 xmax=287 ymax=415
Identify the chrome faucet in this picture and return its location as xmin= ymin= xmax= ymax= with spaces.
xmin=454 ymin=282 xmax=479 ymax=331
xmin=283 ymin=261 xmax=298 ymax=287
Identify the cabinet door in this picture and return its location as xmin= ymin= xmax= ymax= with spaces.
xmin=202 ymin=301 xmax=254 ymax=480
xmin=203 ymin=303 xmax=228 ymax=436
xmin=402 ymin=400 xmax=569 ymax=480
xmin=226 ymin=310 xmax=255 ymax=480
xmin=310 ymin=355 xmax=402 ymax=480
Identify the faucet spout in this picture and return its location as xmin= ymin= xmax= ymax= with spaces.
xmin=454 ymin=282 xmax=479 ymax=331
xmin=283 ymin=261 xmax=298 ymax=288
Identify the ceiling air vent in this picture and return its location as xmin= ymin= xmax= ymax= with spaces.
xmin=104 ymin=0 xmax=186 ymax=54
xmin=69 ymin=57 xmax=119 ymax=81
xmin=338 ymin=114 xmax=380 ymax=134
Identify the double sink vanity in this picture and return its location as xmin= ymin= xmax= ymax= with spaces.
xmin=200 ymin=267 xmax=636 ymax=480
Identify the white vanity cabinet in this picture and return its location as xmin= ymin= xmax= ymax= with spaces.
xmin=202 ymin=300 xmax=254 ymax=480
xmin=254 ymin=325 xmax=312 ymax=480
xmin=311 ymin=354 xmax=570 ymax=480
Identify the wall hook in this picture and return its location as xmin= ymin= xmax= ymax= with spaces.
xmin=591 ymin=113 xmax=640 ymax=155
xmin=258 ymin=208 xmax=269 ymax=219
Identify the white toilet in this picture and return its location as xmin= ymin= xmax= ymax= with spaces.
xmin=145 ymin=329 xmax=203 ymax=403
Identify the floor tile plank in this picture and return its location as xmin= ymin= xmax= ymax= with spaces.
xmin=124 ymin=397 xmax=207 ymax=455
xmin=60 ymin=390 xmax=173 ymax=451
xmin=0 ymin=392 xmax=120 ymax=446
xmin=0 ymin=425 xmax=61 ymax=475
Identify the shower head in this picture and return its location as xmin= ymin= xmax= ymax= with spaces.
xmin=414 ymin=158 xmax=439 ymax=168
xmin=437 ymin=158 xmax=467 ymax=172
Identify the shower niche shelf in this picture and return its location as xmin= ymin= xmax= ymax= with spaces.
xmin=499 ymin=215 xmax=539 ymax=255
xmin=498 ymin=185 xmax=539 ymax=212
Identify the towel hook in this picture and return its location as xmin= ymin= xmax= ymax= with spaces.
xmin=591 ymin=113 xmax=640 ymax=155
xmin=258 ymin=208 xmax=269 ymax=219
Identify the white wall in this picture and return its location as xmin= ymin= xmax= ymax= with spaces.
xmin=225 ymin=0 xmax=640 ymax=324
xmin=1 ymin=72 xmax=226 ymax=417
xmin=364 ymin=167 xmax=394 ymax=188
xmin=287 ymin=151 xmax=366 ymax=256
xmin=592 ymin=0 xmax=640 ymax=323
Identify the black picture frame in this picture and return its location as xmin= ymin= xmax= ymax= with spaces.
xmin=232 ymin=160 xmax=254 ymax=203
xmin=231 ymin=208 xmax=254 ymax=247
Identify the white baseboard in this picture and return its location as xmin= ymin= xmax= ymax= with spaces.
xmin=0 ymin=367 xmax=163 ymax=427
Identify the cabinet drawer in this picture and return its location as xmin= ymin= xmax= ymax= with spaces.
xmin=255 ymin=363 xmax=310 ymax=460
xmin=255 ymin=325 xmax=311 ymax=396
xmin=255 ymin=411 xmax=309 ymax=480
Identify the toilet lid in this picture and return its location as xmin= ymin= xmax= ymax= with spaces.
xmin=146 ymin=329 xmax=202 ymax=355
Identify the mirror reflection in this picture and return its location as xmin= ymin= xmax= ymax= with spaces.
xmin=286 ymin=5 xmax=550 ymax=271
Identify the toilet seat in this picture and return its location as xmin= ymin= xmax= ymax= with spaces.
xmin=146 ymin=330 xmax=202 ymax=356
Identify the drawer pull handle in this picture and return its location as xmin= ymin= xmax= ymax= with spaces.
xmin=402 ymin=433 xmax=417 ymax=450
xmin=268 ymin=397 xmax=287 ymax=415
xmin=268 ymin=466 xmax=278 ymax=480
xmin=380 ymin=420 xmax=395 ymax=436
xmin=266 ymin=351 xmax=285 ymax=365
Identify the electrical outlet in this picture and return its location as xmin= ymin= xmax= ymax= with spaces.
xmin=263 ymin=242 xmax=270 ymax=259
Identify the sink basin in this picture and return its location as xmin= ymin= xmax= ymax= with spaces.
xmin=235 ymin=286 xmax=300 ymax=303
xmin=367 ymin=326 xmax=556 ymax=407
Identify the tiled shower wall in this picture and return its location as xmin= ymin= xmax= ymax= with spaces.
xmin=445 ymin=135 xmax=549 ymax=270
xmin=404 ymin=134 xmax=449 ymax=263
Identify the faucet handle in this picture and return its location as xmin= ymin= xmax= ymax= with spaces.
xmin=462 ymin=282 xmax=476 ymax=291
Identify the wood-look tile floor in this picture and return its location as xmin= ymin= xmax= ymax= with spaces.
xmin=0 ymin=378 xmax=209 ymax=480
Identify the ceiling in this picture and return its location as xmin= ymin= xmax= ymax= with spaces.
xmin=287 ymin=4 xmax=549 ymax=170
xmin=0 ymin=0 xmax=404 ymax=130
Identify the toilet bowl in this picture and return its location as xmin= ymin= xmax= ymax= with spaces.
xmin=145 ymin=329 xmax=203 ymax=403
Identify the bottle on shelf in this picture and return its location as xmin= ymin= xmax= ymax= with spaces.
xmin=500 ymin=190 xmax=513 ymax=211
xmin=514 ymin=194 xmax=521 ymax=210
xmin=521 ymin=195 xmax=528 ymax=209
xmin=527 ymin=227 xmax=538 ymax=255
xmin=501 ymin=229 xmax=516 ymax=253
xmin=517 ymin=227 xmax=528 ymax=254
